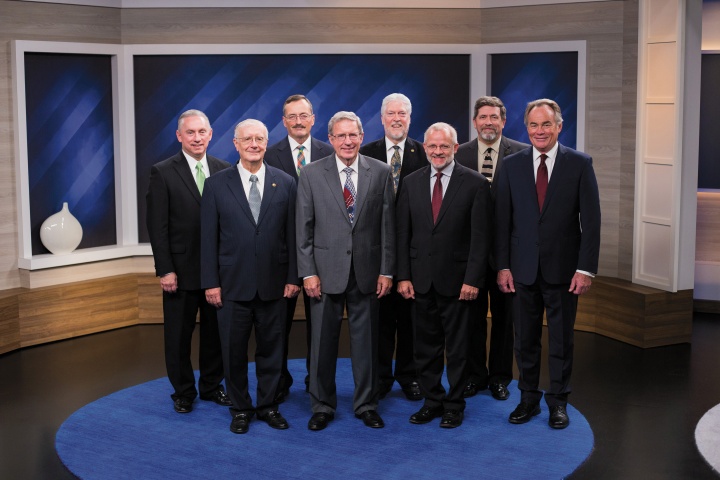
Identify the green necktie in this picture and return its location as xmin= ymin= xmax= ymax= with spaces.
xmin=195 ymin=162 xmax=206 ymax=195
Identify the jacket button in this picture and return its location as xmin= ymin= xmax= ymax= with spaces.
xmin=347 ymin=250 xmax=351 ymax=255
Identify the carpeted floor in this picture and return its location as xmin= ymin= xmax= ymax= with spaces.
xmin=56 ymin=359 xmax=594 ymax=479
xmin=696 ymin=403 xmax=720 ymax=474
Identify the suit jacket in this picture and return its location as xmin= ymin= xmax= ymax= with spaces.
xmin=359 ymin=137 xmax=427 ymax=199
xmin=296 ymin=154 xmax=396 ymax=295
xmin=200 ymin=165 xmax=298 ymax=302
xmin=396 ymin=162 xmax=492 ymax=297
xmin=494 ymin=143 xmax=601 ymax=285
xmin=146 ymin=151 xmax=231 ymax=290
xmin=264 ymin=136 xmax=335 ymax=181
xmin=455 ymin=135 xmax=530 ymax=190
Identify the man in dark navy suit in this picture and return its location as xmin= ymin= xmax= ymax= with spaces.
xmin=146 ymin=109 xmax=232 ymax=414
xmin=360 ymin=93 xmax=427 ymax=402
xmin=495 ymin=99 xmax=601 ymax=429
xmin=265 ymin=95 xmax=334 ymax=403
xmin=456 ymin=96 xmax=529 ymax=402
xmin=201 ymin=119 xmax=299 ymax=434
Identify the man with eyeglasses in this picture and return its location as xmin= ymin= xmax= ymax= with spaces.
xmin=396 ymin=122 xmax=491 ymax=428
xmin=296 ymin=111 xmax=395 ymax=431
xmin=359 ymin=93 xmax=426 ymax=402
xmin=201 ymin=119 xmax=300 ymax=434
xmin=265 ymin=95 xmax=334 ymax=404
xmin=456 ymin=96 xmax=530 ymax=402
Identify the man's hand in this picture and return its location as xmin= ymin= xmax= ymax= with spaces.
xmin=497 ymin=270 xmax=515 ymax=294
xmin=569 ymin=272 xmax=592 ymax=295
xmin=459 ymin=284 xmax=479 ymax=301
xmin=303 ymin=276 xmax=322 ymax=299
xmin=284 ymin=284 xmax=301 ymax=298
xmin=397 ymin=280 xmax=415 ymax=300
xmin=160 ymin=272 xmax=178 ymax=293
xmin=205 ymin=287 xmax=222 ymax=308
xmin=376 ymin=276 xmax=393 ymax=298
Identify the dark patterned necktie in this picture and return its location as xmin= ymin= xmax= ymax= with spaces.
xmin=481 ymin=147 xmax=493 ymax=182
xmin=390 ymin=145 xmax=401 ymax=193
xmin=342 ymin=167 xmax=356 ymax=223
xmin=296 ymin=146 xmax=306 ymax=175
xmin=432 ymin=171 xmax=443 ymax=223
xmin=536 ymin=154 xmax=548 ymax=211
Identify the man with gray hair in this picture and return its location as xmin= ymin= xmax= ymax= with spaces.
xmin=360 ymin=93 xmax=426 ymax=402
xmin=201 ymin=119 xmax=299 ymax=434
xmin=296 ymin=111 xmax=396 ymax=431
xmin=397 ymin=122 xmax=491 ymax=428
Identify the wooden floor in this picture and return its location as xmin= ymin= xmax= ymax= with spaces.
xmin=1 ymin=314 xmax=719 ymax=479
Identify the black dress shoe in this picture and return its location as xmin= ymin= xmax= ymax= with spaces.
xmin=230 ymin=412 xmax=252 ymax=434
xmin=377 ymin=383 xmax=393 ymax=400
xmin=308 ymin=412 xmax=334 ymax=431
xmin=173 ymin=397 xmax=193 ymax=413
xmin=508 ymin=402 xmax=541 ymax=424
xmin=257 ymin=410 xmax=289 ymax=430
xmin=489 ymin=382 xmax=510 ymax=401
xmin=439 ymin=409 xmax=464 ymax=428
xmin=462 ymin=381 xmax=487 ymax=398
xmin=401 ymin=381 xmax=423 ymax=401
xmin=549 ymin=405 xmax=570 ymax=429
xmin=355 ymin=410 xmax=384 ymax=428
xmin=273 ymin=388 xmax=290 ymax=404
xmin=409 ymin=405 xmax=444 ymax=424
xmin=200 ymin=388 xmax=232 ymax=407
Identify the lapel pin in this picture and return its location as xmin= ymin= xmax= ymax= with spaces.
xmin=272 ymin=183 xmax=277 ymax=187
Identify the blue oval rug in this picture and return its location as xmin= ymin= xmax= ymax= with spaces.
xmin=56 ymin=359 xmax=593 ymax=479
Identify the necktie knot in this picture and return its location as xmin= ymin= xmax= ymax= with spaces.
xmin=250 ymin=174 xmax=258 ymax=183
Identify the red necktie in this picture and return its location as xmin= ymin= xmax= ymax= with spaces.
xmin=536 ymin=154 xmax=548 ymax=211
xmin=432 ymin=171 xmax=443 ymax=223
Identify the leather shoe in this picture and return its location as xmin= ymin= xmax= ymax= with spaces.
xmin=439 ymin=409 xmax=464 ymax=428
xmin=273 ymin=387 xmax=290 ymax=404
xmin=230 ymin=412 xmax=251 ymax=434
xmin=257 ymin=410 xmax=289 ymax=430
xmin=509 ymin=402 xmax=541 ymax=424
xmin=308 ymin=412 xmax=334 ymax=431
xmin=409 ymin=405 xmax=444 ymax=424
xmin=549 ymin=405 xmax=570 ymax=429
xmin=462 ymin=381 xmax=487 ymax=398
xmin=489 ymin=382 xmax=510 ymax=401
xmin=355 ymin=410 xmax=384 ymax=428
xmin=401 ymin=381 xmax=423 ymax=401
xmin=200 ymin=388 xmax=232 ymax=407
xmin=173 ymin=397 xmax=193 ymax=413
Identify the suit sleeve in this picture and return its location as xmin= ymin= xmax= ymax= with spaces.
xmin=295 ymin=170 xmax=317 ymax=279
xmin=494 ymin=163 xmax=512 ymax=271
xmin=200 ymin=178 xmax=220 ymax=289
xmin=286 ymin=179 xmax=300 ymax=285
xmin=577 ymin=158 xmax=601 ymax=274
xmin=395 ymin=176 xmax=411 ymax=281
xmin=146 ymin=165 xmax=174 ymax=277
xmin=464 ymin=178 xmax=491 ymax=288
xmin=380 ymin=168 xmax=396 ymax=277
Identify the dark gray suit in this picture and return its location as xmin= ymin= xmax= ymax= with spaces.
xmin=296 ymin=154 xmax=395 ymax=415
xmin=265 ymin=136 xmax=334 ymax=394
xmin=456 ymin=136 xmax=530 ymax=389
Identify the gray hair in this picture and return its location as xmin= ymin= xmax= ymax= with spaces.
xmin=524 ymin=98 xmax=563 ymax=126
xmin=381 ymin=93 xmax=412 ymax=117
xmin=424 ymin=122 xmax=458 ymax=145
xmin=178 ymin=109 xmax=211 ymax=130
xmin=234 ymin=119 xmax=269 ymax=139
xmin=328 ymin=111 xmax=363 ymax=135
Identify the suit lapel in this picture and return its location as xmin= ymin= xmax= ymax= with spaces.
xmin=419 ymin=167 xmax=434 ymax=226
xmin=172 ymin=153 xmax=202 ymax=205
xmin=256 ymin=168 xmax=277 ymax=226
xmin=352 ymin=156 xmax=373 ymax=228
xmin=225 ymin=168 xmax=256 ymax=224
xmin=277 ymin=138 xmax=298 ymax=179
xmin=323 ymin=158 xmax=351 ymax=225
xmin=434 ymin=163 xmax=464 ymax=227
xmin=542 ymin=144 xmax=565 ymax=215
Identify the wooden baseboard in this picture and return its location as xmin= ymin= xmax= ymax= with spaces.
xmin=694 ymin=299 xmax=720 ymax=314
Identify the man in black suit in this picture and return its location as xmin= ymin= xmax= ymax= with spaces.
xmin=456 ymin=96 xmax=529 ymax=402
xmin=201 ymin=119 xmax=300 ymax=434
xmin=146 ymin=109 xmax=232 ymax=414
xmin=359 ymin=93 xmax=426 ymax=402
xmin=265 ymin=95 xmax=334 ymax=403
xmin=495 ymin=99 xmax=601 ymax=429
xmin=397 ymin=122 xmax=491 ymax=428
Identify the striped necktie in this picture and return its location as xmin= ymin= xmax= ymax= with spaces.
xmin=342 ymin=167 xmax=356 ymax=224
xmin=481 ymin=148 xmax=493 ymax=182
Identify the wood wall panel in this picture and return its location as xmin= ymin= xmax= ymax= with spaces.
xmin=138 ymin=273 xmax=163 ymax=324
xmin=0 ymin=289 xmax=22 ymax=355
xmin=696 ymin=192 xmax=720 ymax=263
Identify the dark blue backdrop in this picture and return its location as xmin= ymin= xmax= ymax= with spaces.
xmin=25 ymin=53 xmax=117 ymax=255
xmin=133 ymin=54 xmax=470 ymax=242
xmin=490 ymin=52 xmax=578 ymax=149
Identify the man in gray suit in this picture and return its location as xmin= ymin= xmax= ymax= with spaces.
xmin=296 ymin=111 xmax=396 ymax=431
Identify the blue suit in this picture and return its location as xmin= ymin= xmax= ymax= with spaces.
xmin=201 ymin=164 xmax=298 ymax=416
xmin=494 ymin=143 xmax=600 ymax=407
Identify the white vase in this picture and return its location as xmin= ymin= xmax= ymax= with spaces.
xmin=40 ymin=202 xmax=83 ymax=255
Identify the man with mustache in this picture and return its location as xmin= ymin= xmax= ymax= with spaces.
xmin=397 ymin=122 xmax=491 ymax=428
xmin=360 ymin=93 xmax=426 ymax=402
xmin=456 ymin=96 xmax=529 ymax=402
xmin=265 ymin=95 xmax=334 ymax=403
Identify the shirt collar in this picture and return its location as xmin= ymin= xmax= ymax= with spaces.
xmin=288 ymin=136 xmax=311 ymax=152
xmin=385 ymin=136 xmax=407 ymax=153
xmin=182 ymin=151 xmax=208 ymax=173
xmin=336 ymin=155 xmax=358 ymax=173
xmin=478 ymin=136 xmax=502 ymax=155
